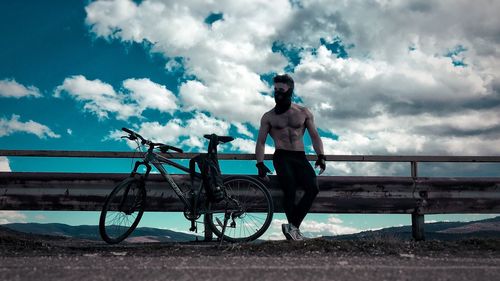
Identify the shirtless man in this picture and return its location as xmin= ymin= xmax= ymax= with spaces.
xmin=255 ymin=74 xmax=326 ymax=241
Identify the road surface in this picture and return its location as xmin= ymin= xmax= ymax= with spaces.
xmin=1 ymin=255 xmax=499 ymax=281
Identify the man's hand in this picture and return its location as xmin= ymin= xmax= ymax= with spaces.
xmin=315 ymin=154 xmax=326 ymax=175
xmin=256 ymin=162 xmax=271 ymax=181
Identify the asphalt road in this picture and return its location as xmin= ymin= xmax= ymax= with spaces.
xmin=1 ymin=255 xmax=499 ymax=281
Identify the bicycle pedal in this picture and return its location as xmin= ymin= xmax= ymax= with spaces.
xmin=190 ymin=220 xmax=197 ymax=232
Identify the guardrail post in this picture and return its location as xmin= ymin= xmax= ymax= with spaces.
xmin=204 ymin=215 xmax=213 ymax=242
xmin=410 ymin=161 xmax=425 ymax=241
xmin=411 ymin=161 xmax=418 ymax=178
xmin=411 ymin=211 xmax=425 ymax=241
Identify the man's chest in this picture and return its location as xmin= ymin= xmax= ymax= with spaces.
xmin=270 ymin=113 xmax=306 ymax=130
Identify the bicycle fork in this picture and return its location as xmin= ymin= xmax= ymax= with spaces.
xmin=130 ymin=161 xmax=152 ymax=178
xmin=119 ymin=180 xmax=144 ymax=215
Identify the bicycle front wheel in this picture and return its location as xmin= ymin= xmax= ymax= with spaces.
xmin=206 ymin=175 xmax=274 ymax=243
xmin=99 ymin=177 xmax=146 ymax=244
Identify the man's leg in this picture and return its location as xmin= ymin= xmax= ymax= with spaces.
xmin=272 ymin=153 xmax=297 ymax=226
xmin=290 ymin=156 xmax=319 ymax=228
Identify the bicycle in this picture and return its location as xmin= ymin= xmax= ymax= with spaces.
xmin=99 ymin=127 xmax=274 ymax=244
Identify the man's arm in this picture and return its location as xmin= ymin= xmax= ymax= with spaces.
xmin=304 ymin=108 xmax=326 ymax=174
xmin=255 ymin=113 xmax=272 ymax=180
xmin=304 ymin=108 xmax=324 ymax=155
xmin=255 ymin=113 xmax=271 ymax=163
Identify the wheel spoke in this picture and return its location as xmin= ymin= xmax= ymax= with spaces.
xmin=100 ymin=179 xmax=145 ymax=244
xmin=207 ymin=177 xmax=273 ymax=242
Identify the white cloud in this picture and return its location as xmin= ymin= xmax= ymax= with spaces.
xmin=110 ymin=115 xmax=272 ymax=155
xmin=326 ymin=216 xmax=343 ymax=224
xmin=0 ymin=157 xmax=11 ymax=172
xmin=232 ymin=123 xmax=254 ymax=138
xmin=288 ymin=1 xmax=500 ymax=158
xmin=85 ymin=0 xmax=289 ymax=126
xmin=55 ymin=75 xmax=179 ymax=121
xmin=123 ymin=78 xmax=178 ymax=114
xmin=165 ymin=59 xmax=182 ymax=72
xmin=54 ymin=75 xmax=135 ymax=120
xmin=267 ymin=216 xmax=359 ymax=240
xmin=107 ymin=112 xmax=231 ymax=150
xmin=85 ymin=0 xmax=500 ymax=166
xmin=295 ymin=45 xmax=500 ymax=158
xmin=0 ymin=114 xmax=60 ymax=139
xmin=229 ymin=138 xmax=274 ymax=154
xmin=180 ymin=135 xmax=205 ymax=151
xmin=185 ymin=112 xmax=230 ymax=136
xmin=137 ymin=118 xmax=185 ymax=143
xmin=300 ymin=218 xmax=359 ymax=237
xmin=0 ymin=211 xmax=27 ymax=224
xmin=34 ymin=214 xmax=47 ymax=221
xmin=281 ymin=0 xmax=500 ymax=68
xmin=0 ymin=79 xmax=42 ymax=98
xmin=318 ymin=134 xmax=415 ymax=176
xmin=178 ymin=74 xmax=274 ymax=126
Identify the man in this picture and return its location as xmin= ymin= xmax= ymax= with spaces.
xmin=255 ymin=74 xmax=326 ymax=241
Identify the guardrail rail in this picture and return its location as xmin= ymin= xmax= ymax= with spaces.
xmin=1 ymin=150 xmax=499 ymax=241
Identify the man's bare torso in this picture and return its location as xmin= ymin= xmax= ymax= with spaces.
xmin=264 ymin=104 xmax=308 ymax=151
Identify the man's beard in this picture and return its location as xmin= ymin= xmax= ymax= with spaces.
xmin=274 ymin=90 xmax=292 ymax=114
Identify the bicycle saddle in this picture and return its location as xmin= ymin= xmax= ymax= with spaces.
xmin=203 ymin=134 xmax=234 ymax=144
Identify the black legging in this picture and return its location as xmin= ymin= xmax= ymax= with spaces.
xmin=273 ymin=149 xmax=319 ymax=228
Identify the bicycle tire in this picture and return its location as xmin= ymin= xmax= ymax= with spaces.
xmin=206 ymin=175 xmax=274 ymax=242
xmin=99 ymin=177 xmax=146 ymax=244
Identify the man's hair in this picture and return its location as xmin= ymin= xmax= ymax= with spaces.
xmin=273 ymin=74 xmax=294 ymax=90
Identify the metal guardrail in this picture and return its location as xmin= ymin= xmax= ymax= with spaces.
xmin=2 ymin=149 xmax=500 ymax=161
xmin=1 ymin=172 xmax=499 ymax=212
xmin=1 ymin=150 xmax=499 ymax=241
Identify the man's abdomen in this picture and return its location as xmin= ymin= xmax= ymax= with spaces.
xmin=270 ymin=129 xmax=305 ymax=151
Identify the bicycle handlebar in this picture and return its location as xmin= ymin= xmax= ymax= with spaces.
xmin=122 ymin=127 xmax=146 ymax=143
xmin=121 ymin=127 xmax=184 ymax=153
xmin=160 ymin=145 xmax=183 ymax=153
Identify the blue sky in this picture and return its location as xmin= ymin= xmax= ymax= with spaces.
xmin=1 ymin=0 xmax=499 ymax=239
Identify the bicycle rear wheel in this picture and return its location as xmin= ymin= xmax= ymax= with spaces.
xmin=99 ymin=177 xmax=146 ymax=244
xmin=206 ymin=175 xmax=274 ymax=242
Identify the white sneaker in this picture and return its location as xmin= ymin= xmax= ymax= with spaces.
xmin=287 ymin=224 xmax=304 ymax=241
xmin=282 ymin=224 xmax=292 ymax=240
xmin=296 ymin=228 xmax=309 ymax=240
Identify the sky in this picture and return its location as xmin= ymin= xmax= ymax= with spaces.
xmin=1 ymin=0 xmax=499 ymax=240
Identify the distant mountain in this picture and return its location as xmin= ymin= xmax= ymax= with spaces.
xmin=3 ymin=217 xmax=500 ymax=243
xmin=324 ymin=216 xmax=500 ymax=241
xmin=2 ymin=223 xmax=201 ymax=243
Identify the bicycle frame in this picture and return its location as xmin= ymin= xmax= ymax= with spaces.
xmin=131 ymin=149 xmax=201 ymax=211
xmin=131 ymin=149 xmax=241 ymax=216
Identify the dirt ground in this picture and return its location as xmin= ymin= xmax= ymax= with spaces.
xmin=1 ymin=227 xmax=499 ymax=258
xmin=1 ymin=227 xmax=499 ymax=281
